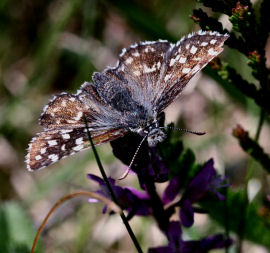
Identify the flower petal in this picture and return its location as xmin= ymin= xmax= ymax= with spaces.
xmin=180 ymin=199 xmax=194 ymax=227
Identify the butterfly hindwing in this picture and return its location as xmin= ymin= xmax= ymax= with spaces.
xmin=26 ymin=128 xmax=126 ymax=171
xmin=40 ymin=93 xmax=89 ymax=129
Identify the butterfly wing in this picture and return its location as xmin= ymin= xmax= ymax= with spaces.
xmin=98 ymin=31 xmax=228 ymax=114
xmin=93 ymin=40 xmax=172 ymax=113
xmin=27 ymin=84 xmax=128 ymax=171
xmin=26 ymin=127 xmax=126 ymax=171
xmin=26 ymin=31 xmax=228 ymax=171
xmin=40 ymin=87 xmax=124 ymax=130
xmin=156 ymin=31 xmax=229 ymax=111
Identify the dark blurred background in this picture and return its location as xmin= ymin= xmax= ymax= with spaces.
xmin=0 ymin=0 xmax=269 ymax=252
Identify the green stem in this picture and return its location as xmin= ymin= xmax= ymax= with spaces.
xmin=254 ymin=110 xmax=265 ymax=142
xmin=238 ymin=109 xmax=265 ymax=253
xmin=84 ymin=118 xmax=143 ymax=253
xmin=245 ymin=109 xmax=265 ymax=185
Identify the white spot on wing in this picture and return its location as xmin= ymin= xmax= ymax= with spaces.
xmin=75 ymin=137 xmax=84 ymax=145
xmin=210 ymin=39 xmax=217 ymax=44
xmin=164 ymin=74 xmax=171 ymax=82
xmin=35 ymin=155 xmax=42 ymax=160
xmin=179 ymin=57 xmax=186 ymax=63
xmin=201 ymin=42 xmax=208 ymax=46
xmin=190 ymin=46 xmax=198 ymax=54
xmin=198 ymin=30 xmax=206 ymax=35
xmin=42 ymin=105 xmax=48 ymax=114
xmin=48 ymin=154 xmax=59 ymax=162
xmin=73 ymin=145 xmax=84 ymax=151
xmin=208 ymin=48 xmax=217 ymax=55
xmin=120 ymin=48 xmax=126 ymax=57
xmin=143 ymin=64 xmax=156 ymax=73
xmin=125 ymin=57 xmax=133 ymax=64
xmin=48 ymin=140 xmax=57 ymax=146
xmin=182 ymin=68 xmax=191 ymax=74
xmin=40 ymin=148 xmax=46 ymax=154
xmin=132 ymin=52 xmax=140 ymax=57
xmin=61 ymin=129 xmax=73 ymax=134
xmin=169 ymin=58 xmax=176 ymax=67
xmin=62 ymin=133 xmax=70 ymax=139
xmin=73 ymin=111 xmax=83 ymax=121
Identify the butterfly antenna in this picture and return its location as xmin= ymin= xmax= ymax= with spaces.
xmin=160 ymin=126 xmax=206 ymax=135
xmin=118 ymin=134 xmax=148 ymax=180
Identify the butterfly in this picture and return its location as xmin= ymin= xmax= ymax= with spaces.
xmin=26 ymin=30 xmax=228 ymax=171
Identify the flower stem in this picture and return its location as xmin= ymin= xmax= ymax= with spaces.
xmin=237 ymin=109 xmax=265 ymax=253
xmin=254 ymin=110 xmax=265 ymax=142
xmin=84 ymin=118 xmax=143 ymax=253
xmin=245 ymin=109 xmax=265 ymax=187
xmin=144 ymin=176 xmax=169 ymax=235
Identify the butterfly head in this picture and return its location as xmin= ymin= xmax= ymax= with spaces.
xmin=137 ymin=122 xmax=166 ymax=147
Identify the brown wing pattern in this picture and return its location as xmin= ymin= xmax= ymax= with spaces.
xmin=26 ymin=128 xmax=126 ymax=171
xmin=39 ymin=93 xmax=90 ymax=130
xmin=104 ymin=40 xmax=172 ymax=106
xmin=156 ymin=31 xmax=229 ymax=111
xmin=103 ymin=31 xmax=228 ymax=112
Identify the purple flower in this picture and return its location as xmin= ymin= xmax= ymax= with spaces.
xmin=163 ymin=159 xmax=229 ymax=227
xmin=88 ymin=174 xmax=152 ymax=218
xmin=148 ymin=221 xmax=232 ymax=253
xmin=162 ymin=176 xmax=184 ymax=205
xmin=182 ymin=234 xmax=233 ymax=253
xmin=181 ymin=159 xmax=227 ymax=202
xmin=148 ymin=221 xmax=183 ymax=253
xmin=180 ymin=159 xmax=229 ymax=227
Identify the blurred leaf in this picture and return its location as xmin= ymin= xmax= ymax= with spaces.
xmin=26 ymin=153 xmax=91 ymax=204
xmin=204 ymin=65 xmax=248 ymax=107
xmin=0 ymin=201 xmax=43 ymax=253
xmin=201 ymin=189 xmax=270 ymax=248
xmin=107 ymin=0 xmax=175 ymax=41
xmin=172 ymin=148 xmax=196 ymax=178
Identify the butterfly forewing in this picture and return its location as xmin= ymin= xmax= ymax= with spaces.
xmin=157 ymin=31 xmax=229 ymax=111
xmin=106 ymin=40 xmax=172 ymax=106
